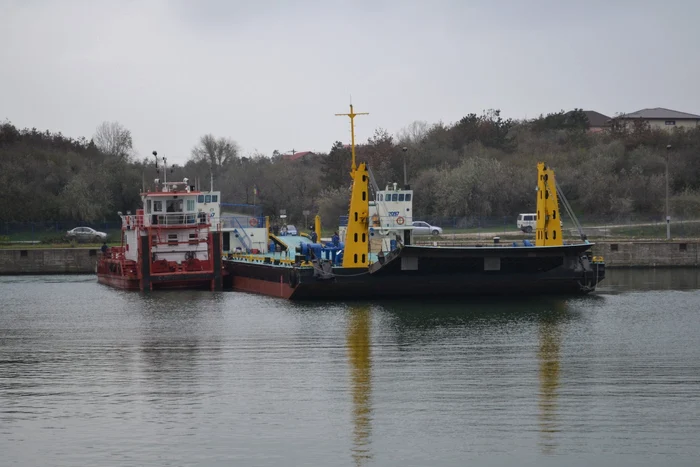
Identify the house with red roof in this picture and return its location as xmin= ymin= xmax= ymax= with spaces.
xmin=282 ymin=151 xmax=315 ymax=161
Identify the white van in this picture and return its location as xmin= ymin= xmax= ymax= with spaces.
xmin=517 ymin=213 xmax=537 ymax=233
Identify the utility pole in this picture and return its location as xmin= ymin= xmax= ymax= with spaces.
xmin=666 ymin=144 xmax=671 ymax=240
xmin=402 ymin=146 xmax=408 ymax=188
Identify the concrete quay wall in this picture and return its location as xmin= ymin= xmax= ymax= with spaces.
xmin=0 ymin=248 xmax=98 ymax=275
xmin=0 ymin=241 xmax=698 ymax=274
xmin=591 ymin=241 xmax=699 ymax=268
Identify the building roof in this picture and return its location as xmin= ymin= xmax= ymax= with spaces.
xmin=618 ymin=107 xmax=700 ymax=120
xmin=582 ymin=110 xmax=611 ymax=127
xmin=282 ymin=151 xmax=314 ymax=161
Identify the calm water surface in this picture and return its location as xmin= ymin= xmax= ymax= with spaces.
xmin=1 ymin=270 xmax=700 ymax=466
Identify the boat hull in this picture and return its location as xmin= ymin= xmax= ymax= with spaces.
xmin=224 ymin=243 xmax=605 ymax=300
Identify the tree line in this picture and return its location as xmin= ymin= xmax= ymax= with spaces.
xmin=2 ymin=109 xmax=700 ymax=229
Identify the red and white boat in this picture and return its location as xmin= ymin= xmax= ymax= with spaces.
xmin=97 ymin=177 xmax=224 ymax=291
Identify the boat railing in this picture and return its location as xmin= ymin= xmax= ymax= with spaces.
xmin=227 ymin=217 xmax=255 ymax=252
xmin=220 ymin=216 xmax=265 ymax=230
xmin=339 ymin=215 xmax=414 ymax=228
xmin=370 ymin=215 xmax=414 ymax=229
xmin=120 ymin=215 xmax=144 ymax=229
xmin=147 ymin=213 xmax=209 ymax=227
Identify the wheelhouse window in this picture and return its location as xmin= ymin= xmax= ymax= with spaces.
xmin=146 ymin=200 xmax=152 ymax=214
xmin=186 ymin=199 xmax=195 ymax=211
xmin=166 ymin=199 xmax=183 ymax=212
xmin=405 ymin=194 xmax=411 ymax=201
xmin=399 ymin=194 xmax=405 ymax=201
xmin=378 ymin=194 xmax=383 ymax=201
xmin=153 ymin=201 xmax=163 ymax=212
xmin=205 ymin=195 xmax=211 ymax=203
xmin=391 ymin=193 xmax=398 ymax=201
xmin=211 ymin=195 xmax=218 ymax=202
xmin=198 ymin=195 xmax=205 ymax=203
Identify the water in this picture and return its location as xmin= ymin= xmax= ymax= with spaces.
xmin=1 ymin=270 xmax=700 ymax=466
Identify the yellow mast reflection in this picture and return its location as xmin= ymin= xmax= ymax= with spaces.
xmin=347 ymin=305 xmax=373 ymax=466
xmin=537 ymin=307 xmax=563 ymax=454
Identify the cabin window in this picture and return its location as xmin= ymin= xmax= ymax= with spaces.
xmin=205 ymin=195 xmax=211 ymax=203
xmin=166 ymin=199 xmax=183 ymax=212
xmin=405 ymin=194 xmax=411 ymax=201
xmin=665 ymin=120 xmax=676 ymax=126
xmin=399 ymin=194 xmax=405 ymax=201
xmin=189 ymin=233 xmax=197 ymax=245
xmin=198 ymin=195 xmax=205 ymax=203
xmin=392 ymin=194 xmax=398 ymax=201
xmin=211 ymin=195 xmax=218 ymax=202
xmin=153 ymin=201 xmax=163 ymax=212
xmin=147 ymin=200 xmax=152 ymax=214
xmin=680 ymin=243 xmax=687 ymax=251
xmin=168 ymin=234 xmax=178 ymax=245
xmin=186 ymin=199 xmax=195 ymax=211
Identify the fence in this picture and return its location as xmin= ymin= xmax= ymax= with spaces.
xmin=1 ymin=216 xmax=267 ymax=244
xmin=1 ymin=221 xmax=123 ymax=243
xmin=3 ymin=214 xmax=700 ymax=244
xmin=414 ymin=215 xmax=700 ymax=240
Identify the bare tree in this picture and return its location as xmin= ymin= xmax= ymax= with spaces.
xmin=93 ymin=121 xmax=133 ymax=160
xmin=396 ymin=120 xmax=429 ymax=146
xmin=191 ymin=134 xmax=240 ymax=169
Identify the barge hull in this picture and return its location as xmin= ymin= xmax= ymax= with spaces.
xmin=224 ymin=243 xmax=604 ymax=300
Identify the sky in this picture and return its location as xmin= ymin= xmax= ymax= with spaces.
xmin=2 ymin=0 xmax=699 ymax=165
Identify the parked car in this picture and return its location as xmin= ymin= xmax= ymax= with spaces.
xmin=516 ymin=213 xmax=563 ymax=233
xmin=66 ymin=227 xmax=107 ymax=243
xmin=411 ymin=221 xmax=443 ymax=236
xmin=286 ymin=225 xmax=298 ymax=236
xmin=517 ymin=213 xmax=537 ymax=233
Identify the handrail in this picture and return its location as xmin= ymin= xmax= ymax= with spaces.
xmin=231 ymin=217 xmax=253 ymax=252
xmin=369 ymin=215 xmax=414 ymax=229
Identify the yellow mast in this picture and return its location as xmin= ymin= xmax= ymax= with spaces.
xmin=335 ymin=104 xmax=369 ymax=174
xmin=336 ymin=103 xmax=370 ymax=268
xmin=535 ymin=162 xmax=563 ymax=247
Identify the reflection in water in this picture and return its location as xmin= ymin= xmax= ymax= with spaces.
xmin=377 ymin=297 xmax=572 ymax=455
xmin=537 ymin=304 xmax=564 ymax=455
xmin=347 ymin=306 xmax=373 ymax=466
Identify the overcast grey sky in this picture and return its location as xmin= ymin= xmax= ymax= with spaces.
xmin=2 ymin=0 xmax=699 ymax=164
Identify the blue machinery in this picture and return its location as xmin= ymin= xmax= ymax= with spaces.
xmin=296 ymin=242 xmax=346 ymax=265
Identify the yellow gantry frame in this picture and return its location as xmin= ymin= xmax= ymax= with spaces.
xmin=336 ymin=104 xmax=370 ymax=268
xmin=535 ymin=162 xmax=563 ymax=247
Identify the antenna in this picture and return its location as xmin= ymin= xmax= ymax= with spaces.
xmin=335 ymin=102 xmax=369 ymax=174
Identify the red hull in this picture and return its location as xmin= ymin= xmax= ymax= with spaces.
xmin=97 ymin=272 xmax=140 ymax=290
xmin=232 ymin=276 xmax=295 ymax=299
xmin=97 ymin=272 xmax=217 ymax=291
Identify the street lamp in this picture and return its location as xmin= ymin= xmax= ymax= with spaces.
xmin=402 ymin=146 xmax=408 ymax=189
xmin=666 ymin=144 xmax=671 ymax=240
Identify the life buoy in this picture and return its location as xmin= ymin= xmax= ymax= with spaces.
xmin=249 ymin=218 xmax=258 ymax=227
xmin=396 ymin=216 xmax=405 ymax=225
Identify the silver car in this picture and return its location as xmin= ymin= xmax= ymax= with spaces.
xmin=66 ymin=227 xmax=107 ymax=243
xmin=411 ymin=221 xmax=443 ymax=236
